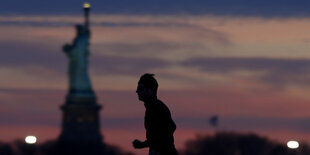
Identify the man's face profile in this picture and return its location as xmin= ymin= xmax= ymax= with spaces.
xmin=136 ymin=83 xmax=152 ymax=101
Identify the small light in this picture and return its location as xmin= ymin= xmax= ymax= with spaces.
xmin=83 ymin=2 xmax=91 ymax=9
xmin=287 ymin=141 xmax=299 ymax=149
xmin=25 ymin=136 xmax=37 ymax=144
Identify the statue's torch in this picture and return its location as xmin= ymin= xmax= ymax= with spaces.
xmin=83 ymin=2 xmax=91 ymax=29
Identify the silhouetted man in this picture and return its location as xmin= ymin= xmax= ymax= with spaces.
xmin=133 ymin=73 xmax=178 ymax=155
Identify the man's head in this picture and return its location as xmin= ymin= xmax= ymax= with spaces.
xmin=136 ymin=73 xmax=158 ymax=101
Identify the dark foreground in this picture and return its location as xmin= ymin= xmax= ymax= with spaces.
xmin=1 ymin=132 xmax=309 ymax=155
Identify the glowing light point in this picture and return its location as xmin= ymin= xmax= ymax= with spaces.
xmin=287 ymin=141 xmax=299 ymax=149
xmin=83 ymin=2 xmax=91 ymax=9
xmin=25 ymin=136 xmax=37 ymax=144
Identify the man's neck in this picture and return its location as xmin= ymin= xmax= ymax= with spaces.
xmin=143 ymin=96 xmax=158 ymax=106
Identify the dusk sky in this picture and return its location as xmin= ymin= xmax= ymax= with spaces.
xmin=1 ymin=0 xmax=310 ymax=154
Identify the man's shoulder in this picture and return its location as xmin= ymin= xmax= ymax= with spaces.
xmin=155 ymin=99 xmax=166 ymax=107
xmin=155 ymin=99 xmax=171 ymax=113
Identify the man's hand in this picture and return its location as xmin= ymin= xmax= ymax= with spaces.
xmin=132 ymin=139 xmax=145 ymax=149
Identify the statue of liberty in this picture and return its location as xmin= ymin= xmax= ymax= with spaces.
xmin=62 ymin=3 xmax=95 ymax=101
xmin=58 ymin=3 xmax=103 ymax=146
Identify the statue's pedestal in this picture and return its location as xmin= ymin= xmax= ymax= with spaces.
xmin=59 ymin=97 xmax=103 ymax=144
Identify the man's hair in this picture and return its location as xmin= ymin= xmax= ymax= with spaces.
xmin=139 ymin=73 xmax=158 ymax=93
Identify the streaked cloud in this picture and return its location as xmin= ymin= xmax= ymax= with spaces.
xmin=181 ymin=57 xmax=310 ymax=87
xmin=91 ymin=54 xmax=171 ymax=75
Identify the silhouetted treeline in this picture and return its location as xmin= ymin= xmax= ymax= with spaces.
xmin=0 ymin=142 xmax=13 ymax=155
xmin=2 ymin=132 xmax=310 ymax=155
xmin=0 ymin=140 xmax=134 ymax=155
xmin=181 ymin=132 xmax=310 ymax=155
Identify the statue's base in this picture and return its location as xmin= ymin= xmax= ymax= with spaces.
xmin=58 ymin=97 xmax=103 ymax=144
